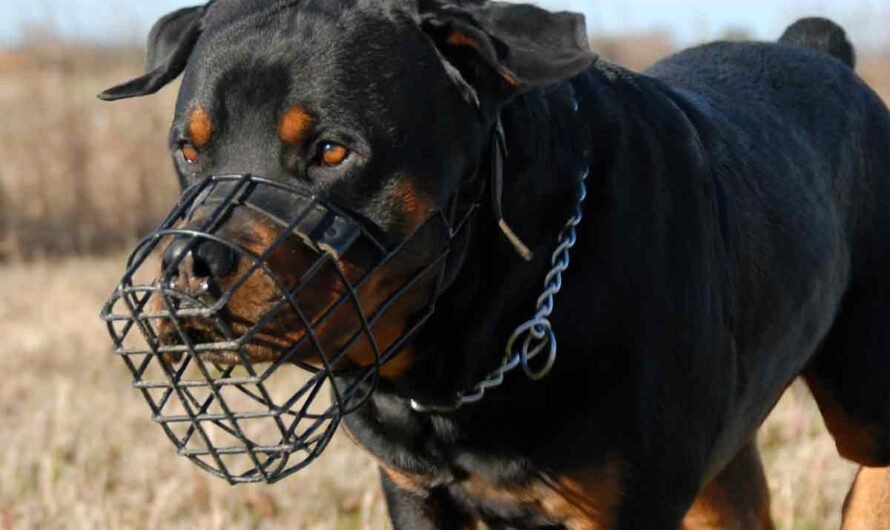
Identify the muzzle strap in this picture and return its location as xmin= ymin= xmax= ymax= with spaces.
xmin=490 ymin=116 xmax=534 ymax=262
xmin=190 ymin=176 xmax=364 ymax=259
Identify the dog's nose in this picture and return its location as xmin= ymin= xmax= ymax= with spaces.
xmin=162 ymin=237 xmax=236 ymax=284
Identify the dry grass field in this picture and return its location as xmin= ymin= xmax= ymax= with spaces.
xmin=0 ymin=257 xmax=861 ymax=530
xmin=0 ymin=30 xmax=888 ymax=530
xmin=0 ymin=258 xmax=389 ymax=530
xmin=0 ymin=45 xmax=180 ymax=261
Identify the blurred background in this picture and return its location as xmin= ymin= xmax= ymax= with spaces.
xmin=0 ymin=1 xmax=887 ymax=529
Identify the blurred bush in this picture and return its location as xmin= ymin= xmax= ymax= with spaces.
xmin=0 ymin=41 xmax=179 ymax=261
xmin=591 ymin=30 xmax=677 ymax=71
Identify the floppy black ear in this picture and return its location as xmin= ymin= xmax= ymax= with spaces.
xmin=99 ymin=5 xmax=205 ymax=101
xmin=418 ymin=0 xmax=595 ymax=107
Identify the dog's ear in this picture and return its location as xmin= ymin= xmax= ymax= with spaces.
xmin=418 ymin=1 xmax=595 ymax=108
xmin=99 ymin=5 xmax=205 ymax=101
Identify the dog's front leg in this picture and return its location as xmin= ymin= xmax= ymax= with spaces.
xmin=380 ymin=468 xmax=476 ymax=530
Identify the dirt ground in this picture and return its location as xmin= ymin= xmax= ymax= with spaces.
xmin=0 ymin=256 xmax=860 ymax=530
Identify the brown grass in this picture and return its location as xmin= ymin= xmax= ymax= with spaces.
xmin=860 ymin=56 xmax=890 ymax=103
xmin=0 ymin=257 xmax=390 ymax=530
xmin=591 ymin=30 xmax=678 ymax=72
xmin=0 ymin=45 xmax=179 ymax=261
xmin=0 ymin=256 xmax=862 ymax=530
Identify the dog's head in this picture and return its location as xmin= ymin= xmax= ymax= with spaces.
xmin=101 ymin=0 xmax=593 ymax=374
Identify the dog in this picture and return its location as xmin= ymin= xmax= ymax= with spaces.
xmin=100 ymin=1 xmax=890 ymax=528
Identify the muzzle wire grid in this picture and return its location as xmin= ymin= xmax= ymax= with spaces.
xmin=101 ymin=174 xmax=471 ymax=484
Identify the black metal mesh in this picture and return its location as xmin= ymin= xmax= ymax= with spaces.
xmin=100 ymin=174 xmax=470 ymax=484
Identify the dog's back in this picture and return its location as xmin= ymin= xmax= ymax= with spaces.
xmin=643 ymin=18 xmax=890 ymax=472
xmin=644 ymin=20 xmax=889 ymax=284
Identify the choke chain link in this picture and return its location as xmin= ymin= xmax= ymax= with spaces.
xmin=410 ymin=166 xmax=590 ymax=413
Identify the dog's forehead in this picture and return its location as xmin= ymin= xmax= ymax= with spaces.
xmin=183 ymin=0 xmax=434 ymax=113
xmin=201 ymin=0 xmax=416 ymax=42
xmin=203 ymin=0 xmax=406 ymax=27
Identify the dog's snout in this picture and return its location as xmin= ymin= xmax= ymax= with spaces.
xmin=162 ymin=237 xmax=237 ymax=284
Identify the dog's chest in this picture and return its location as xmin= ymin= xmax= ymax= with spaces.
xmin=343 ymin=392 xmax=626 ymax=528
xmin=381 ymin=455 xmax=624 ymax=529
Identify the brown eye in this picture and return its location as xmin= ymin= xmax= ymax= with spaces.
xmin=320 ymin=142 xmax=349 ymax=167
xmin=180 ymin=144 xmax=199 ymax=165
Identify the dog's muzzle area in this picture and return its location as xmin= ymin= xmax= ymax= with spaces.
xmin=101 ymin=174 xmax=467 ymax=484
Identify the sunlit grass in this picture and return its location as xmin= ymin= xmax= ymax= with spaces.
xmin=0 ymin=256 xmax=862 ymax=529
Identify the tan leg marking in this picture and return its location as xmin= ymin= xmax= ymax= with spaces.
xmin=806 ymin=374 xmax=882 ymax=465
xmin=842 ymin=466 xmax=890 ymax=530
xmin=683 ymin=443 xmax=775 ymax=530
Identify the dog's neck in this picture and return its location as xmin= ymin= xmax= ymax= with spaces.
xmin=384 ymin=56 xmax=721 ymax=416
xmin=389 ymin=64 xmax=618 ymax=404
xmin=353 ymin=57 xmax=734 ymax=468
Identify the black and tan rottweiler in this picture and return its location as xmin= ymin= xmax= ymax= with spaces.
xmin=101 ymin=1 xmax=890 ymax=528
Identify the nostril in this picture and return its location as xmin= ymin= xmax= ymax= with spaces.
xmin=194 ymin=241 xmax=236 ymax=279
xmin=191 ymin=251 xmax=212 ymax=279
xmin=162 ymin=237 xmax=235 ymax=287
xmin=162 ymin=237 xmax=192 ymax=274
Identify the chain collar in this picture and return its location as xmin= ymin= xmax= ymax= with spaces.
xmin=410 ymin=99 xmax=590 ymax=414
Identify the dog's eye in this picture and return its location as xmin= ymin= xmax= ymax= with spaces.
xmin=180 ymin=143 xmax=199 ymax=165
xmin=317 ymin=142 xmax=349 ymax=167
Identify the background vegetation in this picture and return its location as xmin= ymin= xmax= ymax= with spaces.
xmin=0 ymin=14 xmax=888 ymax=530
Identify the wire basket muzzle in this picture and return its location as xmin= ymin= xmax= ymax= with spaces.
xmin=100 ymin=174 xmax=457 ymax=484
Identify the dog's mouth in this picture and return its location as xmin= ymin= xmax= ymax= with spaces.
xmin=100 ymin=174 xmax=473 ymax=484
xmin=157 ymin=326 xmax=243 ymax=366
xmin=154 ymin=316 xmax=323 ymax=369
xmin=149 ymin=263 xmax=410 ymax=374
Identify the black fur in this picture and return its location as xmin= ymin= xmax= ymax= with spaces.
xmin=780 ymin=16 xmax=856 ymax=67
xmin=99 ymin=5 xmax=205 ymax=101
xmin=102 ymin=2 xmax=890 ymax=528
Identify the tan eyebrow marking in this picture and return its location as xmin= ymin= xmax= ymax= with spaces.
xmin=279 ymin=105 xmax=315 ymax=145
xmin=187 ymin=106 xmax=213 ymax=148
